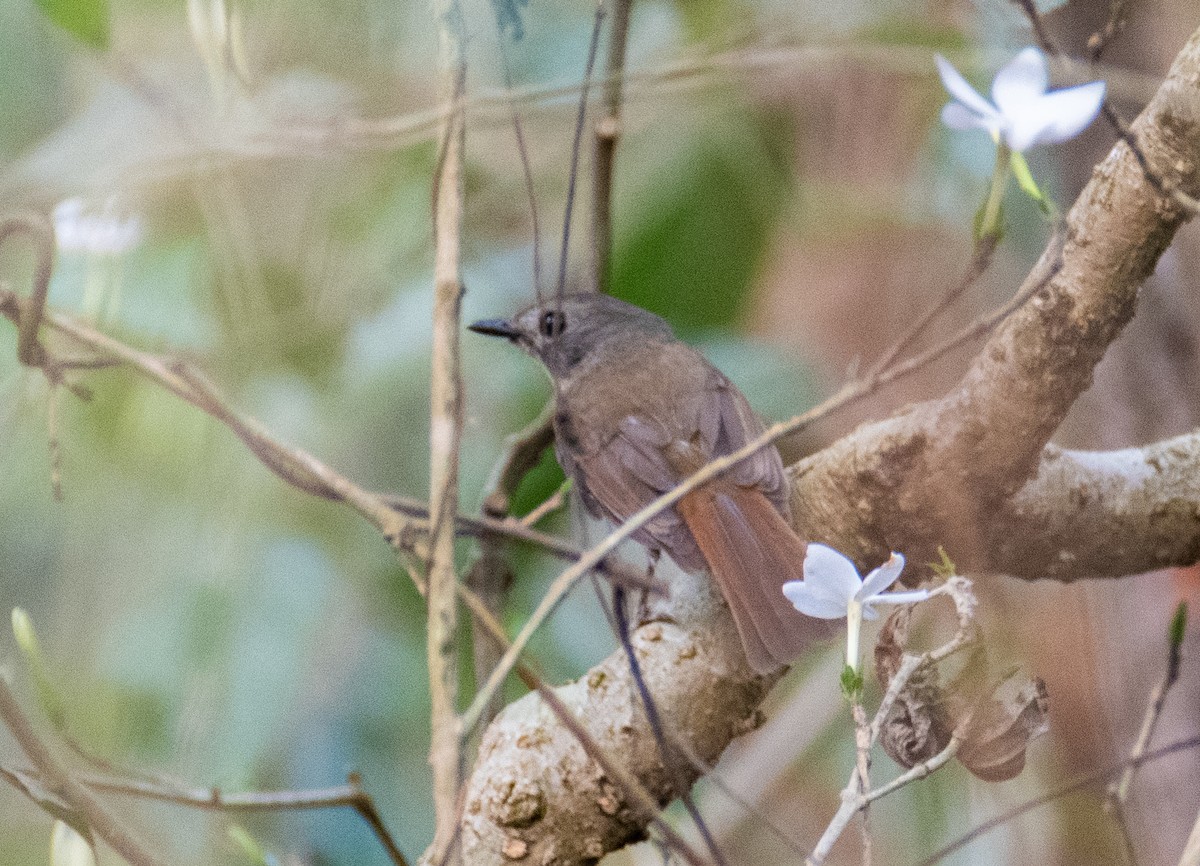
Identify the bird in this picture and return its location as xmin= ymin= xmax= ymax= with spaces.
xmin=469 ymin=293 xmax=834 ymax=673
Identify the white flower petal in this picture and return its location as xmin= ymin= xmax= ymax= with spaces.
xmin=782 ymin=581 xmax=850 ymax=619
xmin=803 ymin=543 xmax=863 ymax=602
xmin=941 ymin=101 xmax=994 ymax=132
xmin=1006 ymin=81 xmax=1106 ymax=151
xmin=935 ymin=55 xmax=996 ymax=121
xmin=858 ymin=552 xmax=906 ymax=599
xmin=991 ymin=46 xmax=1049 ymax=116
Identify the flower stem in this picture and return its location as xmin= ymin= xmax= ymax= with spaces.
xmin=977 ymin=141 xmax=1011 ymax=242
xmin=846 ymin=600 xmax=863 ymax=671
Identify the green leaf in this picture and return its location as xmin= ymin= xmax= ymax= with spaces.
xmin=1169 ymin=601 xmax=1188 ymax=654
xmin=35 ymin=0 xmax=110 ymax=50
xmin=859 ymin=17 xmax=967 ymax=53
xmin=610 ymin=104 xmax=791 ymax=335
xmin=840 ymin=665 xmax=864 ymax=700
xmin=1167 ymin=601 xmax=1186 ymax=683
xmin=228 ymin=825 xmax=273 ymax=865
xmin=972 ymin=196 xmax=1005 ymax=244
xmin=1009 ymin=151 xmax=1051 ymax=215
xmin=929 ymin=546 xmax=957 ymax=579
xmin=11 ymin=609 xmax=67 ymax=731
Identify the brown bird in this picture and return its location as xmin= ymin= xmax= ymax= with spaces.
xmin=470 ymin=293 xmax=834 ymax=673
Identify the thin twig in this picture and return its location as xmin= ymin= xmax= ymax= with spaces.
xmin=519 ymin=483 xmax=571 ymax=527
xmin=1 ymin=767 xmax=410 ymax=866
xmin=808 ymin=580 xmax=977 ymax=864
xmin=668 ymin=733 xmax=813 ymax=858
xmin=1009 ymin=0 xmax=1200 ymax=216
xmin=852 ymin=700 xmax=872 ymax=866
xmin=555 ymin=0 xmax=607 ymax=300
xmin=591 ymin=0 xmax=633 ymax=292
xmin=864 ymin=736 xmax=961 ymax=804
xmin=461 ymin=244 xmax=1062 ymax=738
xmin=1105 ymin=601 xmax=1188 ymax=866
xmin=0 ymin=286 xmax=666 ymax=595
xmin=915 ymin=737 xmax=1200 ymax=866
xmin=461 ymin=413 xmax=554 ymax=730
xmin=0 ymin=213 xmax=55 ymax=367
xmin=481 ymin=405 xmax=556 ymax=518
xmin=427 ymin=0 xmax=469 ymax=859
xmin=1086 ymin=0 xmax=1129 ymax=62
xmin=0 ymin=678 xmax=167 ymax=866
xmin=495 ymin=37 xmax=545 ymax=301
xmin=276 ymin=41 xmax=1070 ymax=158
xmin=868 ymin=234 xmax=998 ymax=377
xmin=612 ymin=587 xmax=730 ymax=866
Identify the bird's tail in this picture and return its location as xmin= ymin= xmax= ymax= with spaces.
xmin=677 ymin=482 xmax=839 ymax=674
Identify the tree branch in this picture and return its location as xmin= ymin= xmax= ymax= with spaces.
xmin=789 ymin=25 xmax=1200 ymax=574
xmin=590 ymin=0 xmax=633 ymax=293
xmin=459 ymin=26 xmax=1200 ymax=864
xmin=427 ymin=0 xmax=469 ymax=859
xmin=990 ymin=433 xmax=1200 ymax=579
xmin=0 ymin=678 xmax=166 ymax=866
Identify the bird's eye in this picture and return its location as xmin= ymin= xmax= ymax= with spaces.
xmin=540 ymin=309 xmax=567 ymax=337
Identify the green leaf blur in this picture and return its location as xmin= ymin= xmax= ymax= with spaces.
xmin=35 ymin=0 xmax=109 ymax=50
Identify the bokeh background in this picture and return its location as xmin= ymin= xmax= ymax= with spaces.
xmin=1 ymin=0 xmax=1198 ymax=863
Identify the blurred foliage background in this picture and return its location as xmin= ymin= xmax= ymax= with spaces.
xmin=1 ymin=0 xmax=1198 ymax=863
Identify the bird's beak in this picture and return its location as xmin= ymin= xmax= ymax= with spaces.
xmin=468 ymin=318 xmax=520 ymax=340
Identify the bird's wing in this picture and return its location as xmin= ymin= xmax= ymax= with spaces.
xmin=569 ymin=365 xmax=787 ymax=569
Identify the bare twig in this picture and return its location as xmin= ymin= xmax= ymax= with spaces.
xmin=461 ymin=249 xmax=1061 ymax=739
xmin=279 ymin=41 xmax=1137 ymax=158
xmin=469 ymin=398 xmax=552 ymax=731
xmin=555 ymin=0 xmax=606 ymax=300
xmin=0 ymin=286 xmax=645 ymax=580
xmin=427 ymin=0 xmax=469 ymax=859
xmin=863 ymin=736 xmax=961 ymax=804
xmin=1105 ymin=601 xmax=1189 ymax=865
xmin=1 ymin=767 xmax=410 ymax=866
xmin=851 ymin=700 xmax=873 ymax=866
xmin=612 ymin=587 xmax=729 ymax=866
xmin=916 ymin=737 xmax=1200 ymax=866
xmin=0 ymin=678 xmax=167 ymax=866
xmin=1009 ymin=1 xmax=1200 ymax=216
xmin=495 ymin=38 xmax=545 ymax=301
xmin=518 ymin=482 xmax=571 ymax=527
xmin=808 ymin=579 xmax=977 ymax=864
xmin=0 ymin=213 xmax=54 ymax=368
xmin=481 ymin=405 xmax=556 ymax=518
xmin=591 ymin=0 xmax=633 ymax=292
xmin=667 ymin=730 xmax=814 ymax=858
xmin=868 ymin=234 xmax=998 ymax=377
xmin=1086 ymin=0 xmax=1129 ymax=62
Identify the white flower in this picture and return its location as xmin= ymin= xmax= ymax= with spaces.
xmin=53 ymin=197 xmax=143 ymax=256
xmin=784 ymin=544 xmax=928 ymax=620
xmin=783 ymin=543 xmax=931 ymax=672
xmin=936 ymin=47 xmax=1106 ymax=152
